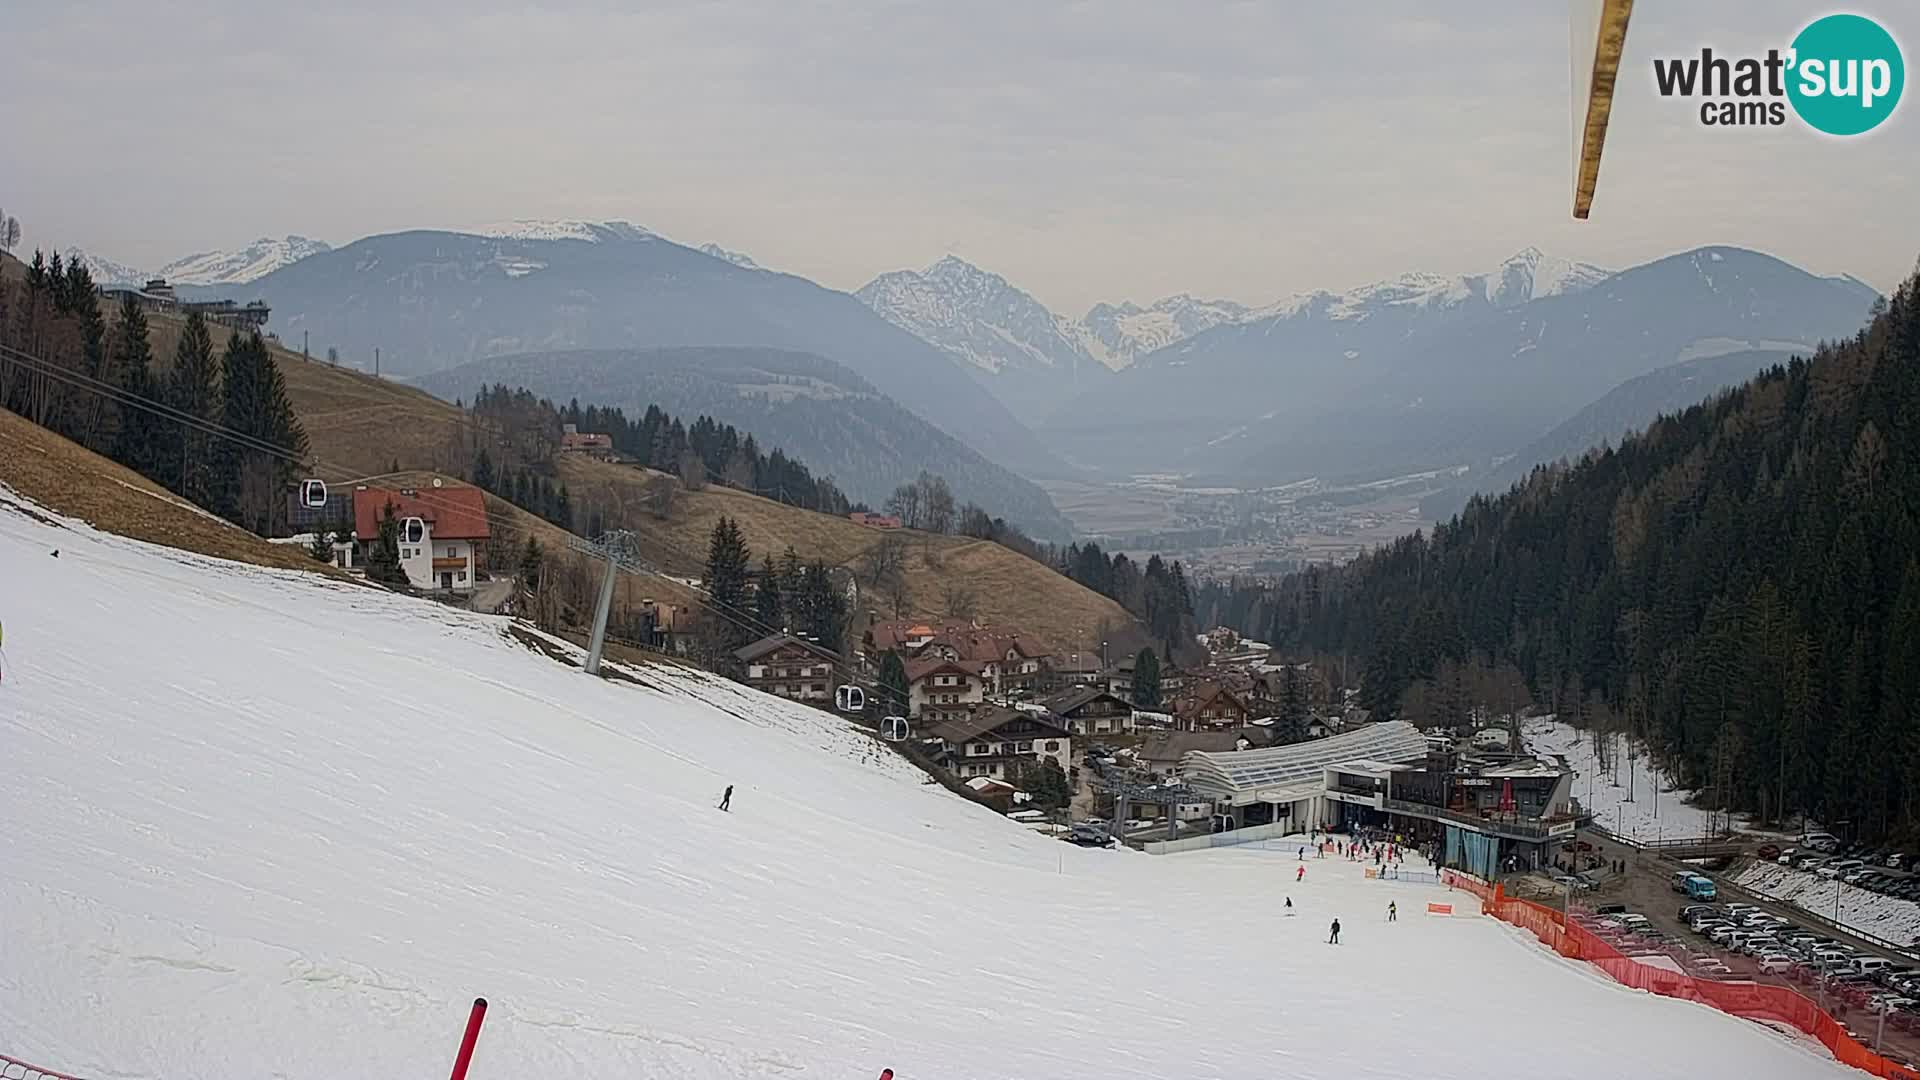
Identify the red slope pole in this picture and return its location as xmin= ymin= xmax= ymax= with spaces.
xmin=449 ymin=997 xmax=489 ymax=1080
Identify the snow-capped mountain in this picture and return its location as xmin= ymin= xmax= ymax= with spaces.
xmin=63 ymin=247 xmax=150 ymax=287
xmin=465 ymin=219 xmax=656 ymax=244
xmin=156 ymin=235 xmax=333 ymax=286
xmin=58 ymin=237 xmax=331 ymax=288
xmin=697 ymin=242 xmax=759 ymax=270
xmin=1244 ymin=248 xmax=1613 ymax=326
xmin=858 ymin=255 xmax=1091 ymax=376
xmin=1047 ymin=246 xmax=1879 ymax=490
xmin=856 ymin=256 xmax=1111 ymax=425
xmin=1076 ymin=295 xmax=1252 ymax=369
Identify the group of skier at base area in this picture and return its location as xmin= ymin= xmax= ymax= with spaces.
xmin=1290 ymin=823 xmax=1420 ymax=944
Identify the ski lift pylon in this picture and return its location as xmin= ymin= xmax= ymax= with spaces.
xmin=300 ymin=478 xmax=329 ymax=508
xmin=835 ymin=684 xmax=866 ymax=713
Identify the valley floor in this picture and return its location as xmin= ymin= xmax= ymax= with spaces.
xmin=0 ymin=484 xmax=1861 ymax=1080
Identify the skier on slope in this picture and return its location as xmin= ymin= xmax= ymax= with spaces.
xmin=1387 ymin=901 xmax=1397 ymax=922
xmin=1297 ymin=865 xmax=1305 ymax=882
xmin=1328 ymin=918 xmax=1341 ymax=944
xmin=1285 ymin=896 xmax=1294 ymax=916
xmin=718 ymin=785 xmax=733 ymax=812
xmin=1299 ymin=845 xmax=1306 ymax=860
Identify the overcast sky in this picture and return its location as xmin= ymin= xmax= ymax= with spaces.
xmin=4 ymin=1 xmax=1914 ymax=313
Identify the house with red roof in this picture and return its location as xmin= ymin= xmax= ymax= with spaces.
xmin=351 ymin=485 xmax=491 ymax=592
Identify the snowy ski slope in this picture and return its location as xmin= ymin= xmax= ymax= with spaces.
xmin=0 ymin=487 xmax=1857 ymax=1080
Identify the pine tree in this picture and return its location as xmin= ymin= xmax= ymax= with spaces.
xmin=211 ymin=332 xmax=308 ymax=534
xmin=363 ymin=504 xmax=409 ymax=586
xmin=779 ymin=545 xmax=804 ymax=617
xmin=473 ymin=447 xmax=496 ymax=492
xmin=702 ymin=516 xmax=753 ymax=665
xmin=878 ymin=650 xmax=910 ymax=716
xmin=164 ymin=311 xmax=220 ymax=505
xmin=100 ymin=294 xmax=158 ymax=478
xmin=519 ymin=536 xmax=544 ymax=592
xmin=309 ymin=528 xmax=335 ymax=563
xmin=1131 ymin=647 xmax=1162 ymax=708
xmin=756 ymin=552 xmax=785 ymax=631
xmin=1280 ymin=663 xmax=1309 ymax=729
xmin=799 ymin=561 xmax=848 ymax=653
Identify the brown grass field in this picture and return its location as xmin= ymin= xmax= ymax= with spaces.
xmin=0 ymin=406 xmax=348 ymax=576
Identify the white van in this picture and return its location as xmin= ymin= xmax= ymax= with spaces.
xmin=1813 ymin=947 xmax=1855 ymax=968
xmin=1856 ymin=957 xmax=1895 ymax=977
xmin=1804 ymin=832 xmax=1841 ymax=852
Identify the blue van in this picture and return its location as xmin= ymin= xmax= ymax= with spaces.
xmin=1684 ymin=875 xmax=1718 ymax=901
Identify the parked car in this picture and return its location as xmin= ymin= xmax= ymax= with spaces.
xmin=1068 ymin=822 xmax=1114 ymax=847
xmin=1760 ymin=953 xmax=1797 ymax=974
xmin=1889 ymin=853 xmax=1908 ymax=870
xmin=1856 ymin=957 xmax=1897 ymax=978
xmin=1803 ymin=832 xmax=1842 ymax=852
xmin=1821 ymin=859 xmax=1866 ymax=879
xmin=1758 ymin=843 xmax=1781 ymax=859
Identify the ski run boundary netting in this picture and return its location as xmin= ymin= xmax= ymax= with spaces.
xmin=2 ymin=1054 xmax=89 ymax=1080
xmin=1439 ymin=871 xmax=1920 ymax=1079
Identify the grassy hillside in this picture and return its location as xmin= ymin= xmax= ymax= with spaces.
xmin=133 ymin=309 xmax=1132 ymax=653
xmin=554 ymin=454 xmax=1134 ymax=651
xmin=418 ymin=347 xmax=1076 ymax=539
xmin=0 ymin=406 xmax=344 ymax=576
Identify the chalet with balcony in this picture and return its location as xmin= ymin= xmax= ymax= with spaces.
xmin=928 ymin=706 xmax=1072 ymax=782
xmin=735 ymin=634 xmax=841 ymax=705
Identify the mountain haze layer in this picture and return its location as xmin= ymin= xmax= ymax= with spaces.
xmin=68 ymin=236 xmax=332 ymax=286
xmin=857 ymin=256 xmax=1112 ymax=425
xmin=1048 ymin=247 xmax=1875 ymax=486
xmin=207 ymin=224 xmax=1065 ymax=480
xmin=419 ymin=346 xmax=1075 ymax=539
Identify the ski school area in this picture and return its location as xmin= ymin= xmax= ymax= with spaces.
xmin=0 ymin=482 xmax=1880 ymax=1080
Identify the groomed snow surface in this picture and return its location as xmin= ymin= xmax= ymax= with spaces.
xmin=0 ymin=489 xmax=1857 ymax=1080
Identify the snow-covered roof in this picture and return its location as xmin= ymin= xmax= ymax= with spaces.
xmin=1181 ymin=720 xmax=1428 ymax=795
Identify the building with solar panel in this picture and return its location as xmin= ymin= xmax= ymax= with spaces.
xmin=1178 ymin=719 xmax=1578 ymax=877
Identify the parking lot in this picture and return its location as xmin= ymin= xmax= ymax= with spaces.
xmin=1511 ymin=831 xmax=1920 ymax=1070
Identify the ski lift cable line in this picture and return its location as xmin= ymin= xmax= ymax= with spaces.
xmin=2 ymin=339 xmax=881 ymax=695
xmin=3 ymin=341 xmax=877 ymax=698
xmin=0 ymin=340 xmax=839 ymax=576
xmin=0 ymin=341 xmax=535 ymax=537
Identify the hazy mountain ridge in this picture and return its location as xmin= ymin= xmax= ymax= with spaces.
xmin=204 ymin=226 xmax=1064 ymax=482
xmin=417 ymin=346 xmax=1075 ymax=539
xmin=857 ymin=248 xmax=1610 ymax=433
xmin=68 ymin=236 xmax=332 ymax=287
xmin=856 ymin=256 xmax=1111 ymax=425
xmin=1047 ymin=246 xmax=1878 ymax=487
xmin=1421 ymin=346 xmax=1810 ymax=521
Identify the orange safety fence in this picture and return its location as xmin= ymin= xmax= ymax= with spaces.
xmin=1441 ymin=868 xmax=1494 ymax=901
xmin=1471 ymin=884 xmax=1920 ymax=1080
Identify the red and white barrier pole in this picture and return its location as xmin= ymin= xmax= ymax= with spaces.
xmin=449 ymin=997 xmax=488 ymax=1080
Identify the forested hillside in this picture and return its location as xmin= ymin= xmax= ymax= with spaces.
xmin=1261 ymin=266 xmax=1920 ymax=838
xmin=420 ymin=347 xmax=1074 ymax=539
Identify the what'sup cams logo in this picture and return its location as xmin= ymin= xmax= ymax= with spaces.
xmin=1653 ymin=13 xmax=1904 ymax=134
